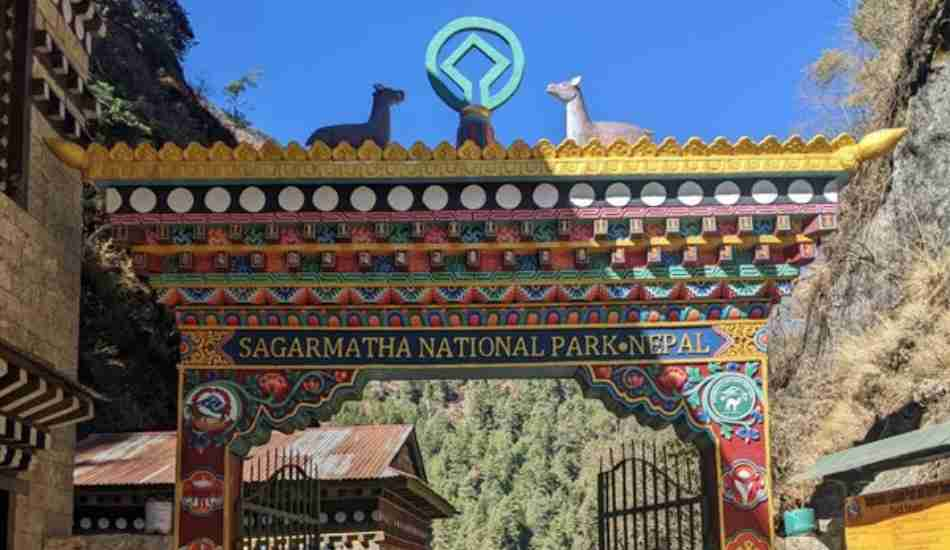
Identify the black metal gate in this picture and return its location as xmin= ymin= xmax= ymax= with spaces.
xmin=597 ymin=440 xmax=715 ymax=550
xmin=239 ymin=449 xmax=321 ymax=550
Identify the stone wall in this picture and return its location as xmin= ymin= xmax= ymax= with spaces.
xmin=46 ymin=535 xmax=171 ymax=550
xmin=0 ymin=106 xmax=83 ymax=548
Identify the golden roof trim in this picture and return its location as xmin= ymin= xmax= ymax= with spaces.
xmin=47 ymin=130 xmax=907 ymax=181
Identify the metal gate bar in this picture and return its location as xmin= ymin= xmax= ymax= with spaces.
xmin=240 ymin=448 xmax=321 ymax=550
xmin=597 ymin=440 xmax=707 ymax=550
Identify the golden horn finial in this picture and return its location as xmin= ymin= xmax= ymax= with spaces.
xmin=45 ymin=138 xmax=89 ymax=172
xmin=834 ymin=128 xmax=908 ymax=171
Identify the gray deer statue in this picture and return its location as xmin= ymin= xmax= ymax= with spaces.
xmin=546 ymin=76 xmax=652 ymax=145
xmin=306 ymin=84 xmax=405 ymax=148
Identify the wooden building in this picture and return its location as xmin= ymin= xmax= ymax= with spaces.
xmin=73 ymin=425 xmax=456 ymax=549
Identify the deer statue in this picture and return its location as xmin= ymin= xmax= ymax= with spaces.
xmin=546 ymin=75 xmax=652 ymax=145
xmin=306 ymin=84 xmax=405 ymax=148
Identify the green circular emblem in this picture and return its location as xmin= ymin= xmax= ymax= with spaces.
xmin=705 ymin=373 xmax=758 ymax=423
xmin=425 ymin=16 xmax=525 ymax=112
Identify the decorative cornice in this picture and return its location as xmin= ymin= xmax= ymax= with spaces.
xmin=44 ymin=130 xmax=908 ymax=182
xmin=147 ymin=264 xmax=801 ymax=288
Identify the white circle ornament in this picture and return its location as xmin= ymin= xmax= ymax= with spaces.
xmin=569 ymin=183 xmax=596 ymax=208
xmin=350 ymin=186 xmax=377 ymax=212
xmin=80 ymin=518 xmax=92 ymax=530
xmin=105 ymin=188 xmax=122 ymax=213
xmin=422 ymin=185 xmax=449 ymax=210
xmin=277 ymin=186 xmax=305 ymax=212
xmin=319 ymin=513 xmax=329 ymax=524
xmin=823 ymin=181 xmax=839 ymax=203
xmin=703 ymin=373 xmax=760 ymax=424
xmin=387 ymin=185 xmax=414 ymax=211
xmin=133 ymin=518 xmax=145 ymax=530
xmin=751 ymin=180 xmax=778 ymax=205
xmin=460 ymin=185 xmax=487 ymax=210
xmin=129 ymin=188 xmax=157 ymax=213
xmin=116 ymin=518 xmax=128 ymax=530
xmin=787 ymin=179 xmax=814 ymax=204
xmin=677 ymin=181 xmax=704 ymax=206
xmin=354 ymin=510 xmax=366 ymax=522
xmin=313 ymin=186 xmax=339 ymax=212
xmin=204 ymin=187 xmax=231 ymax=213
xmin=239 ymin=186 xmax=267 ymax=212
xmin=532 ymin=183 xmax=559 ymax=208
xmin=334 ymin=511 xmax=347 ymax=524
xmin=640 ymin=182 xmax=667 ymax=207
xmin=496 ymin=184 xmax=522 ymax=209
xmin=714 ymin=181 xmax=741 ymax=205
xmin=167 ymin=187 xmax=194 ymax=213
xmin=605 ymin=182 xmax=632 ymax=207
xmin=98 ymin=517 xmax=110 ymax=530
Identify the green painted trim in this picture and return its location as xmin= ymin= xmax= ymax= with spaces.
xmin=150 ymin=265 xmax=799 ymax=287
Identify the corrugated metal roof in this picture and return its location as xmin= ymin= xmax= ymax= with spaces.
xmin=791 ymin=420 xmax=950 ymax=482
xmin=75 ymin=424 xmax=416 ymax=486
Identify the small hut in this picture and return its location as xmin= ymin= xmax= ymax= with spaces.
xmin=73 ymin=425 xmax=456 ymax=549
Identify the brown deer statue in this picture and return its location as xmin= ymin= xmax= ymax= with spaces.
xmin=546 ymin=75 xmax=652 ymax=145
xmin=306 ymin=84 xmax=405 ymax=148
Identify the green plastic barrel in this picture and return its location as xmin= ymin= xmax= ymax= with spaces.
xmin=784 ymin=507 xmax=816 ymax=536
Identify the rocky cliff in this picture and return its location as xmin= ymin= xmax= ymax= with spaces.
xmin=772 ymin=0 xmax=950 ymax=546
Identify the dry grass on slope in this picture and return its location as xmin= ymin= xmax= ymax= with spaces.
xmin=770 ymin=0 xmax=949 ymax=507
xmin=773 ymin=248 xmax=950 ymax=504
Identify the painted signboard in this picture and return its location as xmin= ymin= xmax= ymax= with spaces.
xmin=181 ymin=324 xmax=738 ymax=368
xmin=845 ymin=478 xmax=950 ymax=549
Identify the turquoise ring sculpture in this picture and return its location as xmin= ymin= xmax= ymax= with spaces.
xmin=425 ymin=16 xmax=525 ymax=112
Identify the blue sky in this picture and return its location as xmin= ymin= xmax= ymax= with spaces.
xmin=180 ymin=2 xmax=851 ymax=146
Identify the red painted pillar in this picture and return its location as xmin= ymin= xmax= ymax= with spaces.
xmin=714 ymin=417 xmax=774 ymax=549
xmin=175 ymin=371 xmax=243 ymax=550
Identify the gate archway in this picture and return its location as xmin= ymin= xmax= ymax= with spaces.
xmin=49 ymin=124 xmax=903 ymax=550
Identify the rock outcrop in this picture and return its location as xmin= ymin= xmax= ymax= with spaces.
xmin=773 ymin=0 xmax=950 ymax=547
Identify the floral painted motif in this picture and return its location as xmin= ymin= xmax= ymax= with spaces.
xmin=316 ymin=225 xmax=336 ymax=243
xmin=607 ymin=221 xmax=629 ymax=241
xmin=207 ymin=228 xmax=229 ymax=246
xmin=173 ymin=226 xmax=194 ymax=245
xmin=388 ymin=224 xmax=411 ymax=244
xmin=461 ymin=223 xmax=484 ymax=244
xmin=645 ymin=223 xmax=665 ymax=237
xmin=719 ymin=219 xmax=738 ymax=236
xmin=257 ymin=372 xmax=291 ymax=401
xmin=496 ymin=225 xmax=520 ymax=243
xmin=753 ymin=218 xmax=775 ymax=235
xmin=243 ymin=226 xmax=265 ymax=246
xmin=351 ymin=225 xmax=375 ymax=244
xmin=532 ymin=221 xmax=557 ymax=242
xmin=145 ymin=228 xmax=161 ymax=245
xmin=681 ymin=218 xmax=703 ymax=237
xmin=570 ymin=223 xmax=594 ymax=241
xmin=589 ymin=361 xmax=765 ymax=442
xmin=723 ymin=460 xmax=768 ymax=510
xmin=279 ymin=227 xmax=301 ymax=245
xmin=424 ymin=225 xmax=448 ymax=244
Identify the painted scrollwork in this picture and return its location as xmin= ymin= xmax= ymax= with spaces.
xmin=179 ymin=331 xmax=235 ymax=367
xmin=584 ymin=360 xmax=765 ymax=443
xmin=181 ymin=369 xmax=358 ymax=455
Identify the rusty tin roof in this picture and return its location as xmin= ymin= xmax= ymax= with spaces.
xmin=75 ymin=424 xmax=419 ymax=486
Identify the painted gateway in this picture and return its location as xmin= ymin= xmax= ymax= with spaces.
xmin=48 ymin=16 xmax=906 ymax=550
